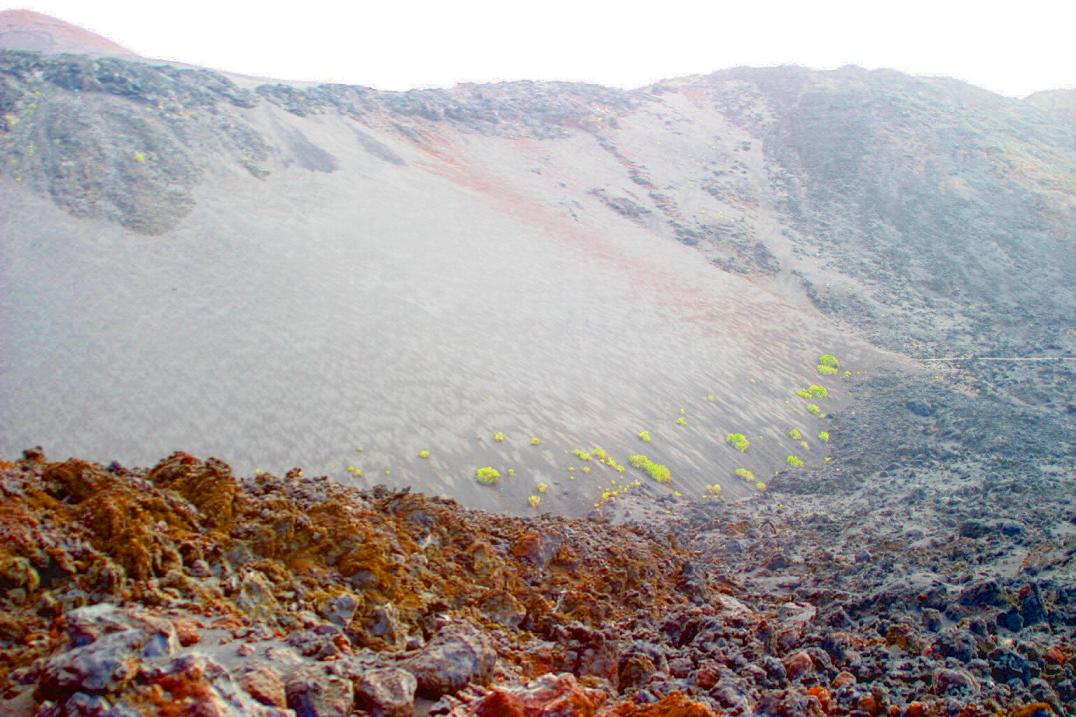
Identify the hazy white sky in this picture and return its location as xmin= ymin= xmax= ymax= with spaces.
xmin=11 ymin=0 xmax=1075 ymax=97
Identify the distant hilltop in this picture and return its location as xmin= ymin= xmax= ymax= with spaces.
xmin=0 ymin=9 xmax=137 ymax=57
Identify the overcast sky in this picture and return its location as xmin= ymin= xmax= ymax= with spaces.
xmin=11 ymin=0 xmax=1075 ymax=97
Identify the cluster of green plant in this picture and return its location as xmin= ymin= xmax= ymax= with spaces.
xmin=818 ymin=431 xmax=830 ymax=443
xmin=817 ymin=354 xmax=840 ymax=375
xmin=788 ymin=427 xmax=804 ymax=441
xmin=536 ymin=482 xmax=548 ymax=493
xmin=675 ymin=416 xmax=687 ymax=426
xmin=808 ymin=385 xmax=829 ymax=398
xmin=475 ymin=467 xmax=501 ymax=485
xmin=726 ymin=433 xmax=750 ymax=452
xmin=705 ymin=484 xmax=722 ymax=494
xmin=628 ymin=454 xmax=672 ymax=483
xmin=786 ymin=455 xmax=805 ymax=468
xmin=735 ymin=467 xmax=755 ymax=481
xmin=530 ymin=436 xmax=541 ymax=446
xmin=638 ymin=430 xmax=652 ymax=442
xmin=806 ymin=403 xmax=824 ymax=417
xmin=528 ymin=495 xmax=541 ymax=508
xmin=493 ymin=432 xmax=506 ymax=442
xmin=346 ymin=465 xmax=363 ymax=477
xmin=418 ymin=450 xmax=430 ymax=459
xmin=590 ymin=447 xmax=626 ymax=472
xmin=581 ymin=466 xmax=591 ymax=474
xmin=573 ymin=449 xmax=592 ymax=461
xmin=756 ymin=481 xmax=767 ymax=491
xmin=842 ymin=370 xmax=852 ymax=379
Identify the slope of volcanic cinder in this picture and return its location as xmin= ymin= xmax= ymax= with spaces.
xmin=0 ymin=10 xmax=136 ymax=56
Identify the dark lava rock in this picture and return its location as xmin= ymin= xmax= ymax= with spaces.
xmin=286 ymin=668 xmax=354 ymax=717
xmin=958 ymin=578 xmax=1006 ymax=607
xmin=998 ymin=608 xmax=1025 ymax=632
xmin=405 ymin=621 xmax=496 ymax=698
xmin=933 ymin=667 xmax=980 ymax=696
xmin=1019 ymin=583 xmax=1049 ymax=626
xmin=959 ymin=519 xmax=1026 ymax=539
xmin=989 ymin=647 xmax=1034 ymax=685
xmin=934 ymin=627 xmax=978 ymax=663
xmin=905 ymin=400 xmax=934 ymax=417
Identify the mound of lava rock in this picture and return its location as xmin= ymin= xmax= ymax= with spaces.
xmin=0 ymin=449 xmax=1072 ymax=716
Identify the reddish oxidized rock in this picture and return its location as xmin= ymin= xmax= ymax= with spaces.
xmin=241 ymin=666 xmax=287 ymax=708
xmin=353 ymin=667 xmax=417 ymax=717
xmin=466 ymin=673 xmax=607 ymax=717
xmin=781 ymin=650 xmax=813 ymax=681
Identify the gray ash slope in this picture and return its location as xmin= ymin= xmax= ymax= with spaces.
xmin=0 ymin=48 xmax=1073 ymax=513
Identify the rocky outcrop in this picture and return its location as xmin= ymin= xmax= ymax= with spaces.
xmin=1 ymin=444 xmax=1073 ymax=716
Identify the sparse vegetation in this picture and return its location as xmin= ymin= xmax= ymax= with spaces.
xmin=786 ymin=455 xmax=805 ymax=468
xmin=800 ymin=382 xmax=833 ymax=398
xmin=418 ymin=450 xmax=430 ymax=459
xmin=735 ymin=468 xmax=755 ymax=481
xmin=536 ymin=482 xmax=548 ymax=493
xmin=806 ymin=403 xmax=824 ymax=417
xmin=705 ymin=484 xmax=722 ymax=495
xmin=629 ymin=454 xmax=671 ymax=483
xmin=819 ymin=354 xmax=840 ymax=369
xmin=638 ymin=430 xmax=652 ymax=442
xmin=530 ymin=436 xmax=541 ymax=446
xmin=726 ymin=433 xmax=750 ymax=452
xmin=756 ymin=481 xmax=767 ymax=491
xmin=788 ymin=427 xmax=804 ymax=441
xmin=817 ymin=354 xmax=840 ymax=375
xmin=818 ymin=431 xmax=830 ymax=443
xmin=528 ymin=495 xmax=541 ymax=508
xmin=706 ymin=394 xmax=716 ymax=402
xmin=507 ymin=468 xmax=516 ymax=477
xmin=493 ymin=432 xmax=506 ymax=442
xmin=675 ymin=416 xmax=687 ymax=426
xmin=475 ymin=467 xmax=501 ymax=485
xmin=573 ymin=449 xmax=592 ymax=461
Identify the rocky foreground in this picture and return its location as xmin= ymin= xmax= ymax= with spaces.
xmin=1 ymin=384 xmax=1073 ymax=717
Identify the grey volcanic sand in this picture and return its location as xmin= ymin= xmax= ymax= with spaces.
xmin=0 ymin=107 xmax=889 ymax=514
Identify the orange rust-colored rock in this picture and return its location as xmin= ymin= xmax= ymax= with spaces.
xmin=470 ymin=673 xmax=607 ymax=717
xmin=832 ymin=670 xmax=857 ymax=688
xmin=606 ymin=692 xmax=721 ymax=716
xmin=905 ymin=701 xmax=926 ymax=717
xmin=1043 ymin=646 xmax=1067 ymax=665
xmin=0 ymin=452 xmax=698 ymax=699
xmin=1009 ymin=705 xmax=1055 ymax=717
xmin=782 ymin=649 xmax=813 ymax=680
xmin=147 ymin=453 xmax=241 ymax=531
xmin=807 ymin=686 xmax=832 ymax=714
